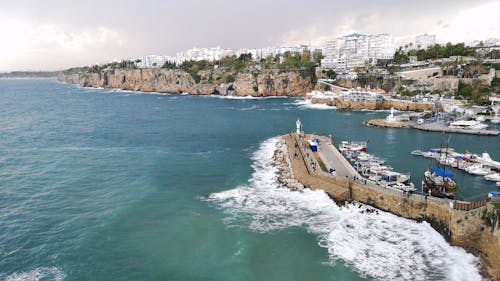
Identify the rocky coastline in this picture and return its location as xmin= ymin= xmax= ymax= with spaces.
xmin=58 ymin=68 xmax=314 ymax=97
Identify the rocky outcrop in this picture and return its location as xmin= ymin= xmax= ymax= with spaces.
xmin=58 ymin=68 xmax=313 ymax=97
xmin=309 ymin=97 xmax=435 ymax=111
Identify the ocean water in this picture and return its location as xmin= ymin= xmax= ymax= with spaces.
xmin=0 ymin=79 xmax=496 ymax=281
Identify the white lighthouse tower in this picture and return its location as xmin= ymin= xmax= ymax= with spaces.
xmin=296 ymin=118 xmax=302 ymax=135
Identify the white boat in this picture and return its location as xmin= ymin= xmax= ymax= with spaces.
xmin=449 ymin=120 xmax=489 ymax=130
xmin=497 ymin=182 xmax=500 ymax=187
xmin=411 ymin=149 xmax=423 ymax=156
xmin=422 ymin=151 xmax=437 ymax=158
xmin=387 ymin=182 xmax=416 ymax=192
xmin=466 ymin=164 xmax=491 ymax=176
xmin=472 ymin=152 xmax=500 ymax=170
xmin=484 ymin=173 xmax=500 ymax=181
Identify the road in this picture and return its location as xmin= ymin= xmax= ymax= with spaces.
xmin=317 ymin=137 xmax=361 ymax=179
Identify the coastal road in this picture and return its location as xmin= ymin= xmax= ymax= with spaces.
xmin=317 ymin=137 xmax=361 ymax=179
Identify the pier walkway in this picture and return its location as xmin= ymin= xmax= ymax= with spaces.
xmin=288 ymin=133 xmax=489 ymax=210
xmin=317 ymin=136 xmax=360 ymax=179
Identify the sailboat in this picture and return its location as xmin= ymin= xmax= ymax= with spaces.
xmin=422 ymin=134 xmax=457 ymax=199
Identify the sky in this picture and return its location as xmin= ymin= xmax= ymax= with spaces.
xmin=0 ymin=0 xmax=499 ymax=71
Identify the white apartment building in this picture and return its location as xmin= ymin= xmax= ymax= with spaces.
xmin=415 ymin=34 xmax=436 ymax=49
xmin=136 ymin=55 xmax=170 ymax=68
xmin=136 ymin=45 xmax=312 ymax=68
xmin=321 ymin=33 xmax=395 ymax=71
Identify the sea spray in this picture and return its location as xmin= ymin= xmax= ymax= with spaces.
xmin=4 ymin=267 xmax=65 ymax=281
xmin=206 ymin=137 xmax=481 ymax=281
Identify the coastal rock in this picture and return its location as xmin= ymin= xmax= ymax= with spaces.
xmin=58 ymin=68 xmax=314 ymax=97
xmin=309 ymin=97 xmax=434 ymax=112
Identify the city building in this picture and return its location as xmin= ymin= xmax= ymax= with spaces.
xmin=134 ymin=44 xmax=315 ymax=68
xmin=320 ymin=33 xmax=395 ymax=71
xmin=414 ymin=34 xmax=436 ymax=49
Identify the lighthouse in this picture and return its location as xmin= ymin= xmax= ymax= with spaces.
xmin=296 ymin=118 xmax=302 ymax=135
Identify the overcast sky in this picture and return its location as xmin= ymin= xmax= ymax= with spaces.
xmin=1 ymin=0 xmax=499 ymax=71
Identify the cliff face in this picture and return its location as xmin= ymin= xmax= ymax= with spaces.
xmin=58 ymin=68 xmax=313 ymax=97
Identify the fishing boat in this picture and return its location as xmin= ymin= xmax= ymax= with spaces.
xmin=339 ymin=141 xmax=368 ymax=152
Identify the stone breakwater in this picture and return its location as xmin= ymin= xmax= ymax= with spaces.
xmin=273 ymin=138 xmax=304 ymax=191
xmin=58 ymin=68 xmax=314 ymax=97
xmin=366 ymin=119 xmax=411 ymax=128
xmin=308 ymin=96 xmax=434 ymax=111
xmin=279 ymin=134 xmax=500 ymax=279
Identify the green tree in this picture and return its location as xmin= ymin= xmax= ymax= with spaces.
xmin=326 ymin=69 xmax=337 ymax=80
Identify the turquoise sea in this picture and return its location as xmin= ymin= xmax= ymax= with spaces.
xmin=1 ymin=79 xmax=498 ymax=281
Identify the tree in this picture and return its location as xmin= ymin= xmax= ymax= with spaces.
xmin=233 ymin=60 xmax=245 ymax=71
xmin=326 ymin=69 xmax=336 ymax=80
xmin=238 ymin=53 xmax=252 ymax=62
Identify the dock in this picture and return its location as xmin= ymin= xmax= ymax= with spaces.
xmin=282 ymin=131 xmax=500 ymax=279
xmin=367 ymin=119 xmax=500 ymax=136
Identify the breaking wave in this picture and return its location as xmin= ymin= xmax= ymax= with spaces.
xmin=4 ymin=267 xmax=65 ymax=281
xmin=205 ymin=137 xmax=481 ymax=281
xmin=293 ymin=99 xmax=337 ymax=110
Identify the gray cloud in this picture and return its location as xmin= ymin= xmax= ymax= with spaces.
xmin=0 ymin=0 xmax=498 ymax=71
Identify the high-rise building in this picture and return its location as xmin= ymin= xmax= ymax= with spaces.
xmin=414 ymin=34 xmax=436 ymax=50
xmin=320 ymin=33 xmax=395 ymax=71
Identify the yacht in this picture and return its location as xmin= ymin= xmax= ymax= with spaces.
xmin=484 ymin=173 xmax=500 ymax=182
xmin=466 ymin=164 xmax=491 ymax=176
xmin=449 ymin=120 xmax=488 ymax=130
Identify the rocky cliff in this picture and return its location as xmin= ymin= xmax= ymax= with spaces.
xmin=58 ymin=68 xmax=313 ymax=97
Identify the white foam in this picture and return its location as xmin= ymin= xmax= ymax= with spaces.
xmin=206 ymin=137 xmax=481 ymax=281
xmin=5 ymin=267 xmax=65 ymax=281
xmin=293 ymin=99 xmax=337 ymax=110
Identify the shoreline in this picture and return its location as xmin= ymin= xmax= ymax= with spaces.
xmin=273 ymin=133 xmax=499 ymax=280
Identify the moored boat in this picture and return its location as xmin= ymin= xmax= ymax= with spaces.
xmin=484 ymin=173 xmax=500 ymax=182
xmin=423 ymin=168 xmax=457 ymax=199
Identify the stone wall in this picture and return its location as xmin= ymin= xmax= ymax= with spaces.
xmin=283 ymin=133 xmax=500 ymax=279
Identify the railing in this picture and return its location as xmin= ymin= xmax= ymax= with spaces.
xmin=292 ymin=133 xmax=490 ymax=211
xmin=454 ymin=199 xmax=491 ymax=211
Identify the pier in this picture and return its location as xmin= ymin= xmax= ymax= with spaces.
xmin=282 ymin=131 xmax=500 ymax=279
xmin=367 ymin=119 xmax=500 ymax=136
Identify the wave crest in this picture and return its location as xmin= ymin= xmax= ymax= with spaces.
xmin=206 ymin=137 xmax=481 ymax=281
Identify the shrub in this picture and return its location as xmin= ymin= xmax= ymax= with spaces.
xmin=225 ymin=75 xmax=235 ymax=83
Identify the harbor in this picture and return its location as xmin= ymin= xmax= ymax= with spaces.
xmin=367 ymin=107 xmax=500 ymax=136
xmin=278 ymin=119 xmax=500 ymax=279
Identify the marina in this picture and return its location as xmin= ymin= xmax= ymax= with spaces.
xmin=281 ymin=119 xmax=500 ymax=278
xmin=411 ymin=147 xmax=500 ymax=188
